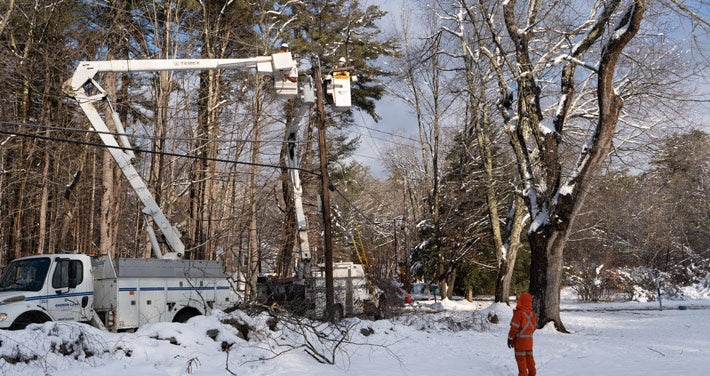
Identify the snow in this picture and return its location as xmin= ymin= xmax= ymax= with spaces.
xmin=558 ymin=182 xmax=574 ymax=196
xmin=2 ymin=290 xmax=710 ymax=376
xmin=539 ymin=121 xmax=555 ymax=135
xmin=612 ymin=2 xmax=640 ymax=41
xmin=529 ymin=208 xmax=549 ymax=233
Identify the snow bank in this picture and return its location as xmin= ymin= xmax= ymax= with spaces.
xmin=681 ymin=274 xmax=710 ymax=299
xmin=2 ymin=294 xmax=710 ymax=376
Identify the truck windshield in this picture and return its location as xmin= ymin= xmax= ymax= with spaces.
xmin=0 ymin=258 xmax=51 ymax=292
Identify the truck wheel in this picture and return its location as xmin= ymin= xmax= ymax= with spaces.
xmin=172 ymin=307 xmax=201 ymax=323
xmin=11 ymin=311 xmax=51 ymax=330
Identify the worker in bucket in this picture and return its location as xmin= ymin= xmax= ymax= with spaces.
xmin=276 ymin=42 xmax=298 ymax=82
xmin=332 ymin=57 xmax=349 ymax=79
xmin=507 ymin=292 xmax=537 ymax=376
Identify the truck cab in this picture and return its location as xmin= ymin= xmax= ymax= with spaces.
xmin=0 ymin=254 xmax=94 ymax=330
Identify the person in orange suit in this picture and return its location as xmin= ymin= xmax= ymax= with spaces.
xmin=508 ymin=293 xmax=537 ymax=376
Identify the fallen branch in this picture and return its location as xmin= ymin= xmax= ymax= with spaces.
xmin=647 ymin=347 xmax=665 ymax=357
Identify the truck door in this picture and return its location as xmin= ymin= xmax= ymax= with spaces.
xmin=47 ymin=258 xmax=94 ymax=322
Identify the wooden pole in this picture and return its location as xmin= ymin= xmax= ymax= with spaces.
xmin=313 ymin=63 xmax=335 ymax=321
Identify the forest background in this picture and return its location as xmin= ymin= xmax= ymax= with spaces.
xmin=0 ymin=0 xmax=708 ymax=331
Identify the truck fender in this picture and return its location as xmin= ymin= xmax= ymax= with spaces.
xmin=172 ymin=307 xmax=202 ymax=323
xmin=10 ymin=309 xmax=52 ymax=330
xmin=0 ymin=302 xmax=55 ymax=330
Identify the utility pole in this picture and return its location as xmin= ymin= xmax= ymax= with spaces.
xmin=313 ymin=62 xmax=335 ymax=322
xmin=393 ymin=218 xmax=398 ymax=280
xmin=403 ymin=178 xmax=411 ymax=294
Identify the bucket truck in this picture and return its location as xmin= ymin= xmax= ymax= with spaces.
xmin=0 ymin=52 xmax=371 ymax=331
xmin=0 ymin=53 xmax=297 ymax=331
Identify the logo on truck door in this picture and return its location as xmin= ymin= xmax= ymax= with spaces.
xmin=54 ymin=297 xmax=81 ymax=308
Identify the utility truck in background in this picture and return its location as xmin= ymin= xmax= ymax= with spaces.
xmin=257 ymin=261 xmax=377 ymax=321
xmin=259 ymin=65 xmax=378 ymax=320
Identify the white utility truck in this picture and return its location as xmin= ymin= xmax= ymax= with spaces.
xmin=0 ymin=253 xmax=237 ymax=331
xmin=310 ymin=262 xmax=375 ymax=319
xmin=0 ymin=52 xmax=300 ymax=331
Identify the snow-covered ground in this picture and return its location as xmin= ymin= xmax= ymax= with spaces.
xmin=1 ymin=287 xmax=709 ymax=376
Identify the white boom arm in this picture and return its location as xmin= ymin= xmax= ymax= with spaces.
xmin=65 ymin=54 xmax=294 ymax=96
xmin=65 ymin=53 xmax=297 ymax=260
xmin=286 ymin=77 xmax=316 ymax=279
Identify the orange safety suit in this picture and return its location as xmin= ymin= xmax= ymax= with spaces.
xmin=508 ymin=293 xmax=537 ymax=376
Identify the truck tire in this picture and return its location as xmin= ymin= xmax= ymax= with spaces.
xmin=11 ymin=311 xmax=51 ymax=330
xmin=172 ymin=307 xmax=201 ymax=323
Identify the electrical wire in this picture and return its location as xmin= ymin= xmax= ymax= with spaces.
xmin=354 ymin=112 xmax=420 ymax=144
xmin=0 ymin=120 xmax=308 ymax=146
xmin=0 ymin=125 xmax=319 ymax=176
xmin=330 ymin=184 xmax=383 ymax=228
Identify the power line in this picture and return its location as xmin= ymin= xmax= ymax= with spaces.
xmin=352 ymin=110 xmax=421 ymax=166
xmin=353 ymin=116 xmax=420 ymax=144
xmin=0 ymin=121 xmax=307 ymax=147
xmin=330 ymin=184 xmax=386 ymax=229
xmin=0 ymin=126 xmax=319 ymax=176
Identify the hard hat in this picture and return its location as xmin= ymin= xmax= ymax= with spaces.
xmin=338 ymin=57 xmax=346 ymax=63
xmin=281 ymin=43 xmax=289 ymax=48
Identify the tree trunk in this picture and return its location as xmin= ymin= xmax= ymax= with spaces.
xmin=37 ymin=140 xmax=50 ymax=254
xmin=191 ymin=0 xmax=229 ymax=260
xmin=0 ymin=0 xmax=14 ymax=35
xmin=495 ymin=194 xmax=526 ymax=303
xmin=8 ymin=1 xmax=38 ymax=259
xmin=148 ymin=70 xmax=172 ymax=258
xmin=58 ymin=170 xmax=81 ymax=251
xmin=0 ymin=146 xmax=7 ymax=263
xmin=12 ymin=170 xmax=27 ymax=259
xmin=446 ymin=266 xmax=457 ymax=299
xmin=37 ymin=57 xmax=57 ymax=254
xmin=246 ymin=196 xmax=259 ymax=300
xmin=100 ymin=72 xmax=120 ymax=259
xmin=529 ymin=229 xmax=567 ymax=331
xmin=278 ymin=127 xmax=297 ymax=277
xmin=526 ymin=0 xmax=646 ymax=331
xmin=246 ymin=88 xmax=263 ymax=300
xmin=191 ymin=67 xmax=220 ymax=260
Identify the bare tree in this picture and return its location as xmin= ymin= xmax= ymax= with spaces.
xmin=181 ymin=0 xmax=262 ymax=264
xmin=428 ymin=0 xmax=694 ymax=330
xmin=0 ymin=0 xmax=14 ymax=36
xmin=386 ymin=5 xmax=457 ymax=299
xmin=494 ymin=0 xmax=647 ymax=331
xmin=434 ymin=0 xmax=530 ymax=304
xmin=145 ymin=0 xmax=180 ymax=224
